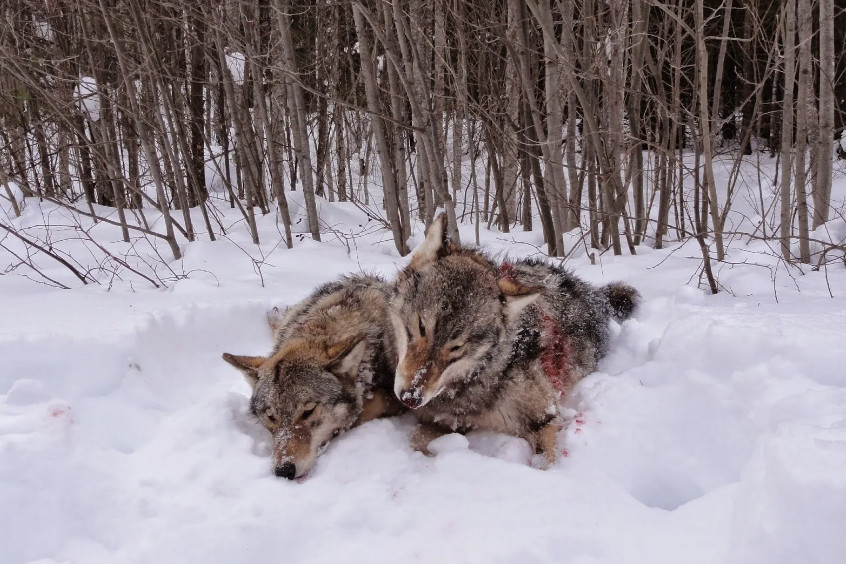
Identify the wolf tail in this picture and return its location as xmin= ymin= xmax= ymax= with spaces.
xmin=602 ymin=282 xmax=641 ymax=323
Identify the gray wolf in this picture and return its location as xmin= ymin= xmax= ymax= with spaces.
xmin=223 ymin=275 xmax=403 ymax=479
xmin=390 ymin=214 xmax=640 ymax=464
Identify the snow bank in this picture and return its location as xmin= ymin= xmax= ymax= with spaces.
xmin=1 ymin=165 xmax=846 ymax=562
xmin=729 ymin=421 xmax=846 ymax=564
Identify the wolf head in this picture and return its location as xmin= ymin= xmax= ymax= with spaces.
xmin=391 ymin=214 xmax=539 ymax=409
xmin=222 ymin=337 xmax=367 ymax=479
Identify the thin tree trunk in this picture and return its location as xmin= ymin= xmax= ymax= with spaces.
xmin=99 ymin=0 xmax=181 ymax=259
xmin=275 ymin=0 xmax=321 ymax=241
xmin=780 ymin=0 xmax=796 ymax=261
xmin=794 ymin=0 xmax=812 ymax=262
xmin=710 ymin=0 xmax=734 ymax=141
xmin=352 ymin=5 xmax=409 ymax=255
xmin=694 ymin=0 xmax=725 ymax=261
xmin=814 ymin=0 xmax=834 ymax=228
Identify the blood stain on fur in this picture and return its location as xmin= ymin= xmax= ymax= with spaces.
xmin=538 ymin=308 xmax=574 ymax=395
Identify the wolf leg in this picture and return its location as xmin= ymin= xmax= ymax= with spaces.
xmin=355 ymin=388 xmax=405 ymax=425
xmin=410 ymin=423 xmax=451 ymax=455
xmin=536 ymin=422 xmax=559 ymax=466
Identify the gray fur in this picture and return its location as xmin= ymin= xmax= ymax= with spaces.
xmin=391 ymin=214 xmax=640 ymax=462
xmin=223 ymin=275 xmax=403 ymax=479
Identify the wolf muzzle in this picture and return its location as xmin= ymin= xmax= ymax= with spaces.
xmin=399 ymin=387 xmax=424 ymax=409
xmin=275 ymin=462 xmax=296 ymax=480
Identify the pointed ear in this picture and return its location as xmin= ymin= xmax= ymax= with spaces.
xmin=498 ymin=277 xmax=541 ymax=324
xmin=502 ymin=293 xmax=541 ymax=324
xmin=326 ymin=338 xmax=368 ymax=380
xmin=267 ymin=306 xmax=288 ymax=333
xmin=222 ymin=353 xmax=265 ymax=388
xmin=410 ymin=212 xmax=449 ymax=269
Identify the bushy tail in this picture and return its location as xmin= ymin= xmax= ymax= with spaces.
xmin=602 ymin=282 xmax=640 ymax=323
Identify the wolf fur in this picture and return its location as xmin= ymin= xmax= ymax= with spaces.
xmin=391 ymin=214 xmax=640 ymax=463
xmin=222 ymin=275 xmax=403 ymax=479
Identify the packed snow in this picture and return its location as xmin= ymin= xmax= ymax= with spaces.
xmin=1 ymin=155 xmax=846 ymax=563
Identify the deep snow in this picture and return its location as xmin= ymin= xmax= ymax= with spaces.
xmin=1 ymin=155 xmax=846 ymax=563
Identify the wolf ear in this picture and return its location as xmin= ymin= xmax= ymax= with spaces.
xmin=410 ymin=212 xmax=450 ymax=269
xmin=326 ymin=338 xmax=368 ymax=380
xmin=498 ymin=278 xmax=541 ymax=324
xmin=222 ymin=353 xmax=265 ymax=388
xmin=267 ymin=306 xmax=288 ymax=333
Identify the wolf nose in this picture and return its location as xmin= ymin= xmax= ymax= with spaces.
xmin=400 ymin=390 xmax=423 ymax=409
xmin=275 ymin=462 xmax=296 ymax=480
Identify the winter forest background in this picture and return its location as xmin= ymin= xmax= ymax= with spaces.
xmin=2 ymin=0 xmax=846 ymax=285
xmin=1 ymin=1 xmax=846 ymax=563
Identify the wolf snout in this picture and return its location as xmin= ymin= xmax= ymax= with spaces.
xmin=399 ymin=388 xmax=423 ymax=409
xmin=275 ymin=462 xmax=296 ymax=480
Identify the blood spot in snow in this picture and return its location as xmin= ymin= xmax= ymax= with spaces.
xmin=48 ymin=405 xmax=73 ymax=423
xmin=575 ymin=428 xmax=582 ymax=434
xmin=561 ymin=449 xmax=569 ymax=457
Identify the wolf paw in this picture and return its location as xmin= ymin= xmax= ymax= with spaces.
xmin=530 ymin=453 xmax=552 ymax=470
xmin=410 ymin=424 xmax=450 ymax=456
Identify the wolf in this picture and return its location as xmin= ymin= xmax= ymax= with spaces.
xmin=390 ymin=214 xmax=640 ymax=464
xmin=223 ymin=275 xmax=403 ymax=479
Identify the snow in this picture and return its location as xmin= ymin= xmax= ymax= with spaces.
xmin=34 ymin=21 xmax=54 ymax=42
xmin=74 ymin=77 xmax=100 ymax=122
xmin=1 ymin=155 xmax=846 ymax=563
xmin=427 ymin=432 xmax=470 ymax=455
xmin=225 ymin=52 xmax=246 ymax=85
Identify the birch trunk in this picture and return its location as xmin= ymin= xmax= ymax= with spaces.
xmin=780 ymin=0 xmax=796 ymax=261
xmin=352 ymin=5 xmax=409 ymax=255
xmin=814 ymin=0 xmax=834 ymax=228
xmin=694 ymin=0 xmax=725 ymax=261
xmin=275 ymin=0 xmax=321 ymax=241
xmin=794 ymin=0 xmax=812 ymax=262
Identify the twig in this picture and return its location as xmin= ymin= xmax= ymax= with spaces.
xmin=0 ymin=221 xmax=92 ymax=285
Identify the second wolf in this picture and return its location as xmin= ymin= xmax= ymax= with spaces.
xmin=391 ymin=214 xmax=640 ymax=463
xmin=223 ymin=275 xmax=403 ymax=479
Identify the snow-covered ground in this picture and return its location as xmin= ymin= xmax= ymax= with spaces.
xmin=2 ymin=156 xmax=846 ymax=563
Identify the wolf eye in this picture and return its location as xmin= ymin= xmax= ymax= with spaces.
xmin=418 ymin=316 xmax=426 ymax=338
xmin=447 ymin=343 xmax=465 ymax=364
xmin=266 ymin=414 xmax=277 ymax=424
xmin=301 ymin=404 xmax=317 ymax=420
